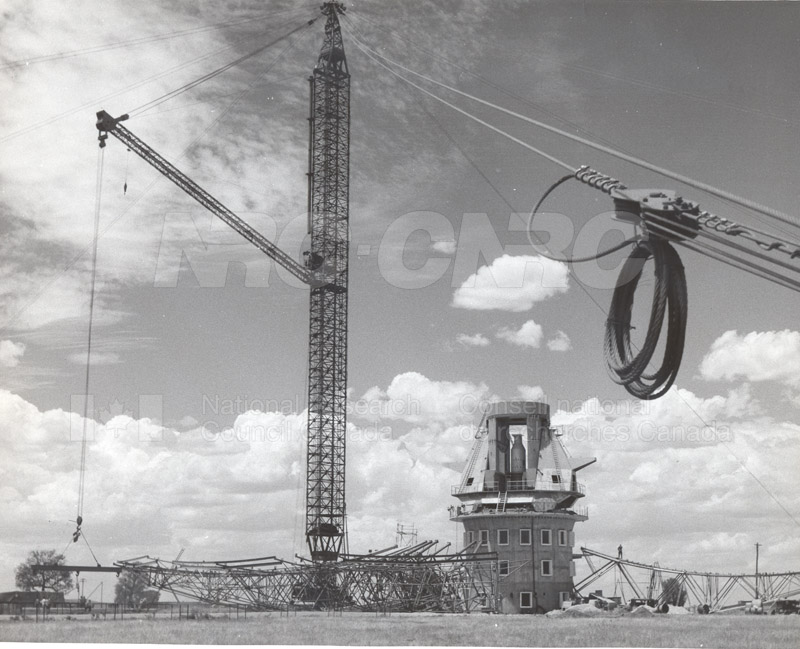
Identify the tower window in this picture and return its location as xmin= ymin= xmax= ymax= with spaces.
xmin=499 ymin=560 xmax=509 ymax=577
xmin=541 ymin=560 xmax=552 ymax=577
xmin=520 ymin=529 xmax=531 ymax=545
xmin=520 ymin=592 xmax=533 ymax=608
xmin=480 ymin=530 xmax=489 ymax=546
xmin=558 ymin=530 xmax=568 ymax=546
xmin=498 ymin=529 xmax=509 ymax=545
xmin=541 ymin=529 xmax=552 ymax=546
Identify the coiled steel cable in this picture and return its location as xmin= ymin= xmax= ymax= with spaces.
xmin=604 ymin=239 xmax=687 ymax=400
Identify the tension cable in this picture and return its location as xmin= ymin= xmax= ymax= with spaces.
xmin=73 ymin=144 xmax=105 ymax=547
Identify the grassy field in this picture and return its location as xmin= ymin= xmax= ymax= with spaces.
xmin=1 ymin=611 xmax=799 ymax=647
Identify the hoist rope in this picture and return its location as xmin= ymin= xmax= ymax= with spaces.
xmin=344 ymin=24 xmax=800 ymax=232
xmin=75 ymin=146 xmax=105 ymax=531
xmin=128 ymin=15 xmax=320 ymax=117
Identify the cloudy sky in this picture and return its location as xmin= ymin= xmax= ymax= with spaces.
xmin=1 ymin=0 xmax=799 ymax=597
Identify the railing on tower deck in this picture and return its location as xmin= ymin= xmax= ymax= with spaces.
xmin=448 ymin=503 xmax=589 ymax=520
xmin=451 ymin=478 xmax=585 ymax=496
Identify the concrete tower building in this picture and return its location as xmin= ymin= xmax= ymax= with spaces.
xmin=451 ymin=401 xmax=595 ymax=613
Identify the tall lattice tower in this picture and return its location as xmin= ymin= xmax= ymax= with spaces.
xmin=305 ymin=1 xmax=350 ymax=562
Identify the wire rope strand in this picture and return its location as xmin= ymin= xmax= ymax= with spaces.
xmin=77 ymin=146 xmax=104 ymax=523
xmin=343 ymin=26 xmax=574 ymax=173
xmin=528 ymin=173 xmax=640 ymax=263
xmin=0 ymin=4 xmax=317 ymax=71
xmin=344 ymin=24 xmax=800 ymax=231
xmin=0 ymin=10 xmax=311 ymax=146
xmin=128 ymin=14 xmax=319 ymax=117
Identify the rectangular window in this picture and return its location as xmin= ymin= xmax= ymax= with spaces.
xmin=541 ymin=560 xmax=552 ymax=577
xmin=498 ymin=529 xmax=509 ymax=545
xmin=541 ymin=529 xmax=551 ymax=546
xmin=499 ymin=560 xmax=509 ymax=577
xmin=558 ymin=530 xmax=568 ymax=546
xmin=520 ymin=592 xmax=533 ymax=608
xmin=559 ymin=591 xmax=571 ymax=604
xmin=480 ymin=530 xmax=489 ymax=546
xmin=520 ymin=529 xmax=531 ymax=546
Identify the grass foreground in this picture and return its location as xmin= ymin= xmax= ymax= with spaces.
xmin=1 ymin=610 xmax=799 ymax=647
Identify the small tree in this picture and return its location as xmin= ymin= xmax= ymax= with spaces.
xmin=15 ymin=549 xmax=74 ymax=594
xmin=662 ymin=577 xmax=688 ymax=606
xmin=115 ymin=570 xmax=160 ymax=610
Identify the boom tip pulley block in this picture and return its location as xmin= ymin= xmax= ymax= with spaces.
xmin=96 ymin=111 xmax=129 ymax=148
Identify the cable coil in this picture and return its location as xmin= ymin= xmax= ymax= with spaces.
xmin=604 ymin=239 xmax=687 ymax=400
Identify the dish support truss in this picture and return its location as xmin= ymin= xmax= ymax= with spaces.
xmin=575 ymin=547 xmax=800 ymax=611
xmin=114 ymin=543 xmax=498 ymax=613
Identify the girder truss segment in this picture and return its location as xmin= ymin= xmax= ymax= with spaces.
xmin=575 ymin=547 xmax=800 ymax=611
xmin=305 ymin=2 xmax=350 ymax=563
xmin=114 ymin=545 xmax=498 ymax=613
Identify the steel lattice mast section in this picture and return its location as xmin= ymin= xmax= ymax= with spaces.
xmin=305 ymin=1 xmax=350 ymax=562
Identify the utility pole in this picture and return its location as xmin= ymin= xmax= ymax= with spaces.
xmin=754 ymin=542 xmax=761 ymax=598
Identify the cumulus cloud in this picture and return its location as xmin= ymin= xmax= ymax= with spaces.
xmin=547 ymin=330 xmax=572 ymax=352
xmin=0 ymin=340 xmax=26 ymax=367
xmin=516 ymin=385 xmax=545 ymax=401
xmin=551 ymin=387 xmax=800 ymax=579
xmin=1 ymin=371 xmax=799 ymax=593
xmin=452 ymin=254 xmax=569 ymax=311
xmin=356 ymin=372 xmax=490 ymax=426
xmin=700 ymin=330 xmax=800 ymax=388
xmin=456 ymin=332 xmax=490 ymax=347
xmin=496 ymin=320 xmax=543 ymax=348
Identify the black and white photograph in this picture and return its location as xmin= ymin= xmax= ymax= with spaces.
xmin=0 ymin=1 xmax=798 ymax=646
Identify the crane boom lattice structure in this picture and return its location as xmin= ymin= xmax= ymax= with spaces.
xmin=305 ymin=1 xmax=350 ymax=562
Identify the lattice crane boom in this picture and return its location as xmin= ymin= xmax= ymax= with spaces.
xmin=95 ymin=110 xmax=311 ymax=285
